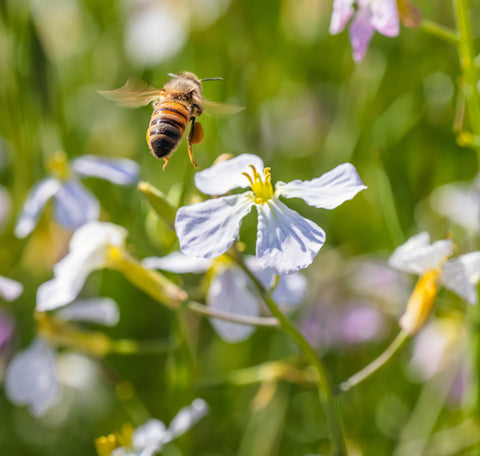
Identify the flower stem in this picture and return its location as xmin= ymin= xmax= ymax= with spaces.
xmin=232 ymin=255 xmax=347 ymax=456
xmin=187 ymin=300 xmax=279 ymax=327
xmin=420 ymin=19 xmax=459 ymax=44
xmin=337 ymin=331 xmax=409 ymax=394
xmin=453 ymin=0 xmax=480 ymax=136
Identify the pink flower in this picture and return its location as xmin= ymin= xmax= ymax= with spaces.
xmin=330 ymin=0 xmax=400 ymax=62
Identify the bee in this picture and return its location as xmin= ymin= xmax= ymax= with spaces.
xmin=98 ymin=72 xmax=243 ymax=169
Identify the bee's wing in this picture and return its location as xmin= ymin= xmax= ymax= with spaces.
xmin=200 ymin=98 xmax=245 ymax=117
xmin=98 ymin=77 xmax=165 ymax=108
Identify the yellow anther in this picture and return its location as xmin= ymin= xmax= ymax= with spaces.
xmin=243 ymin=164 xmax=274 ymax=204
xmin=94 ymin=434 xmax=117 ymax=456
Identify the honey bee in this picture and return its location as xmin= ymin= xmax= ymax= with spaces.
xmin=99 ymin=72 xmax=243 ymax=169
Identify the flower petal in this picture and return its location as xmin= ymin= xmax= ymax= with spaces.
xmin=207 ymin=267 xmax=259 ymax=342
xmin=5 ymin=338 xmax=60 ymax=416
xmin=275 ymin=163 xmax=366 ymax=209
xmin=56 ymin=298 xmax=120 ymax=326
xmin=0 ymin=276 xmax=23 ymax=301
xmin=457 ymin=252 xmax=480 ymax=284
xmin=72 ymin=155 xmax=140 ymax=185
xmin=142 ymin=252 xmax=212 ymax=273
xmin=430 ymin=183 xmax=480 ymax=232
xmin=53 ymin=180 xmax=100 ymax=230
xmin=194 ymin=154 xmax=265 ymax=195
xmin=442 ymin=256 xmax=479 ymax=305
xmin=36 ymin=222 xmax=127 ymax=311
xmin=370 ymin=0 xmax=400 ymax=36
xmin=256 ymin=198 xmax=326 ymax=275
xmin=14 ymin=177 xmax=61 ymax=238
xmin=244 ymin=256 xmax=307 ymax=306
xmin=167 ymin=398 xmax=209 ymax=440
xmin=176 ymin=193 xmax=254 ymax=259
xmin=388 ymin=232 xmax=453 ymax=275
xmin=349 ymin=5 xmax=375 ymax=62
xmin=329 ymin=0 xmax=355 ymax=34
xmin=132 ymin=419 xmax=167 ymax=451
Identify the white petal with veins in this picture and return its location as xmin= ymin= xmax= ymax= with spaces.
xmin=176 ymin=193 xmax=254 ymax=259
xmin=194 ymin=154 xmax=265 ymax=195
xmin=256 ymin=198 xmax=326 ymax=275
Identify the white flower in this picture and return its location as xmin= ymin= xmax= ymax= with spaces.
xmin=143 ymin=252 xmax=307 ymax=342
xmin=389 ymin=232 xmax=480 ymax=333
xmin=15 ymin=153 xmax=139 ymax=238
xmin=36 ymin=221 xmax=127 ymax=312
xmin=0 ymin=276 xmax=23 ymax=302
xmin=429 ymin=178 xmax=480 ymax=232
xmin=175 ymin=154 xmax=366 ymax=275
xmin=4 ymin=297 xmax=118 ymax=417
xmin=108 ymin=399 xmax=208 ymax=456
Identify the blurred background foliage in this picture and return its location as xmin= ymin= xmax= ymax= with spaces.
xmin=1 ymin=0 xmax=479 ymax=455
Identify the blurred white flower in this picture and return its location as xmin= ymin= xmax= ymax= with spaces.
xmin=124 ymin=0 xmax=188 ymax=66
xmin=96 ymin=398 xmax=208 ymax=456
xmin=4 ymin=297 xmax=119 ymax=417
xmin=143 ymin=252 xmax=306 ymax=342
xmin=175 ymin=154 xmax=366 ymax=275
xmin=36 ymin=221 xmax=127 ymax=312
xmin=15 ymin=153 xmax=139 ymax=238
xmin=409 ymin=316 xmax=470 ymax=406
xmin=0 ymin=276 xmax=23 ymax=302
xmin=389 ymin=232 xmax=480 ymax=334
xmin=429 ymin=178 xmax=480 ymax=232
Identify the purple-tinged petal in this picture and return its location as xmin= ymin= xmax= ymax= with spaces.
xmin=349 ymin=6 xmax=375 ymax=62
xmin=5 ymin=338 xmax=60 ymax=416
xmin=370 ymin=0 xmax=400 ymax=36
xmin=53 ymin=180 xmax=100 ymax=230
xmin=14 ymin=177 xmax=61 ymax=238
xmin=329 ymin=0 xmax=355 ymax=34
xmin=275 ymin=163 xmax=366 ymax=209
xmin=256 ymin=198 xmax=326 ymax=275
xmin=0 ymin=276 xmax=23 ymax=301
xmin=72 ymin=155 xmax=140 ymax=185
xmin=142 ymin=252 xmax=212 ymax=274
xmin=56 ymin=298 xmax=120 ymax=326
xmin=175 ymin=193 xmax=254 ymax=259
xmin=207 ymin=267 xmax=259 ymax=342
xmin=194 ymin=154 xmax=265 ymax=195
xmin=244 ymin=256 xmax=307 ymax=306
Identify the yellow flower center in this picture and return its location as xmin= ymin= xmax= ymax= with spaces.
xmin=45 ymin=151 xmax=71 ymax=181
xmin=94 ymin=424 xmax=133 ymax=456
xmin=242 ymin=165 xmax=274 ymax=204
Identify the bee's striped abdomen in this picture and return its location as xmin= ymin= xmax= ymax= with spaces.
xmin=148 ymin=101 xmax=190 ymax=159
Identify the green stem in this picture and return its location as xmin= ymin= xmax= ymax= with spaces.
xmin=232 ymin=255 xmax=346 ymax=456
xmin=337 ymin=331 xmax=409 ymax=394
xmin=454 ymin=0 xmax=480 ymax=136
xmin=420 ymin=19 xmax=459 ymax=44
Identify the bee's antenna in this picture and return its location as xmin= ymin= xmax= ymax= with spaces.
xmin=168 ymin=73 xmax=178 ymax=78
xmin=201 ymin=77 xmax=223 ymax=82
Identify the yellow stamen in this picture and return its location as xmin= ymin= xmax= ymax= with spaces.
xmin=45 ymin=151 xmax=71 ymax=181
xmin=400 ymin=269 xmax=441 ymax=335
xmin=242 ymin=164 xmax=274 ymax=204
xmin=94 ymin=424 xmax=134 ymax=456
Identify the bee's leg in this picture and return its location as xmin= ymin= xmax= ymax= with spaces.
xmin=187 ymin=118 xmax=204 ymax=168
xmin=162 ymin=156 xmax=169 ymax=170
